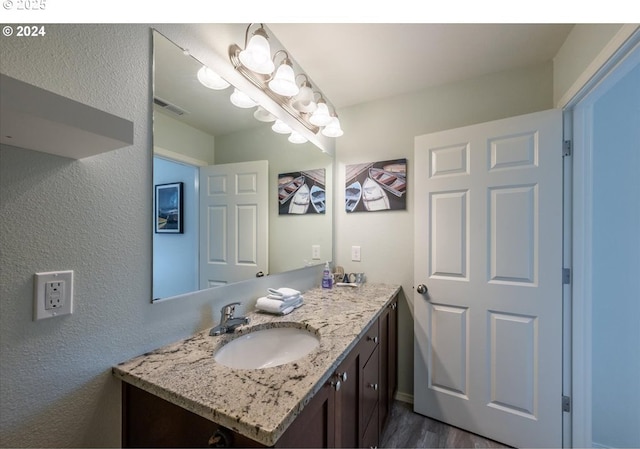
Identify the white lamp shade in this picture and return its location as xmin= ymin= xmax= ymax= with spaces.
xmin=272 ymin=119 xmax=292 ymax=134
xmin=197 ymin=66 xmax=230 ymax=90
xmin=322 ymin=116 xmax=344 ymax=137
xmin=309 ymin=102 xmax=332 ymax=127
xmin=238 ymin=34 xmax=274 ymax=75
xmin=268 ymin=63 xmax=299 ymax=97
xmin=288 ymin=131 xmax=308 ymax=144
xmin=230 ymin=88 xmax=257 ymax=108
xmin=253 ymin=106 xmax=276 ymax=122
xmin=292 ymin=85 xmax=317 ymax=113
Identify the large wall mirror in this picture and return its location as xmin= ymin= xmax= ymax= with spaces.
xmin=152 ymin=30 xmax=333 ymax=301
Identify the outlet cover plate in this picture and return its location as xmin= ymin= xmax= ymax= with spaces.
xmin=34 ymin=270 xmax=74 ymax=320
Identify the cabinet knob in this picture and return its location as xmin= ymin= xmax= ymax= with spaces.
xmin=330 ymin=379 xmax=342 ymax=391
xmin=338 ymin=371 xmax=348 ymax=382
xmin=367 ymin=335 xmax=379 ymax=344
xmin=368 ymin=383 xmax=379 ymax=391
xmin=208 ymin=428 xmax=232 ymax=447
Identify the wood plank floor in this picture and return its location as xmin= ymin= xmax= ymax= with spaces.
xmin=380 ymin=401 xmax=512 ymax=448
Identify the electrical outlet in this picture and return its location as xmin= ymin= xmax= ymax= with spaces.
xmin=44 ymin=281 xmax=65 ymax=310
xmin=312 ymin=245 xmax=321 ymax=260
xmin=351 ymin=246 xmax=361 ymax=262
xmin=34 ymin=270 xmax=73 ymax=320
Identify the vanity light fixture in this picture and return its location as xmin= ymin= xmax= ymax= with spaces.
xmin=230 ymin=23 xmax=344 ymax=139
xmin=230 ymin=88 xmax=257 ymax=108
xmin=197 ymin=65 xmax=230 ymax=90
xmin=268 ymin=51 xmax=299 ymax=97
xmin=309 ymin=95 xmax=332 ymax=127
xmin=291 ymin=74 xmax=317 ymax=113
xmin=237 ymin=23 xmax=274 ymax=75
xmin=322 ymin=115 xmax=344 ymax=137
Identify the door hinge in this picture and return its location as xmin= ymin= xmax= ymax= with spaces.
xmin=562 ymin=395 xmax=571 ymax=412
xmin=563 ymin=268 xmax=571 ymax=285
xmin=563 ymin=140 xmax=572 ymax=157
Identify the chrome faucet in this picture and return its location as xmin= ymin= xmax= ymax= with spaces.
xmin=210 ymin=302 xmax=250 ymax=336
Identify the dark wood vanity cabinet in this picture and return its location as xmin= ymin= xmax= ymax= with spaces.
xmin=278 ymin=296 xmax=398 ymax=449
xmin=122 ymin=297 xmax=398 ymax=449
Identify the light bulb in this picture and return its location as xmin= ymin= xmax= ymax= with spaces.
xmin=322 ymin=116 xmax=344 ymax=137
xmin=253 ymin=106 xmax=276 ymax=122
xmin=268 ymin=63 xmax=299 ymax=97
xmin=309 ymin=101 xmax=332 ymax=127
xmin=196 ymin=66 xmax=230 ymax=90
xmin=288 ymin=131 xmax=308 ymax=144
xmin=272 ymin=119 xmax=292 ymax=134
xmin=292 ymin=84 xmax=317 ymax=113
xmin=238 ymin=33 xmax=274 ymax=75
xmin=230 ymin=88 xmax=257 ymax=108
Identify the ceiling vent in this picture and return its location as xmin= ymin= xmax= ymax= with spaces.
xmin=153 ymin=97 xmax=189 ymax=116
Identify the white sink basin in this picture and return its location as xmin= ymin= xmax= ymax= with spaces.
xmin=213 ymin=326 xmax=320 ymax=369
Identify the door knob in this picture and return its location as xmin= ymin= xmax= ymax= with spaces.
xmin=416 ymin=284 xmax=428 ymax=294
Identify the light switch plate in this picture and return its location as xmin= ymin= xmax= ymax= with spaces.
xmin=351 ymin=246 xmax=361 ymax=262
xmin=312 ymin=245 xmax=321 ymax=260
xmin=34 ymin=270 xmax=74 ymax=320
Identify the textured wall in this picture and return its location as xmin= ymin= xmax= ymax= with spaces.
xmin=0 ymin=24 xmax=323 ymax=448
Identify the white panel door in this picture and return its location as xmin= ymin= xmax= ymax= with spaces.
xmin=414 ymin=110 xmax=563 ymax=448
xmin=199 ymin=160 xmax=268 ymax=288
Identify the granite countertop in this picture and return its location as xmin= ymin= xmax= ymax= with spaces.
xmin=113 ymin=283 xmax=401 ymax=446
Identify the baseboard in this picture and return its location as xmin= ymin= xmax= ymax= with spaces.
xmin=394 ymin=391 xmax=414 ymax=404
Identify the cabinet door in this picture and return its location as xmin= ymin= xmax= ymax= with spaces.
xmin=379 ymin=299 xmax=398 ymax=431
xmin=334 ymin=348 xmax=361 ymax=448
xmin=361 ymin=345 xmax=380 ymax=442
xmin=276 ymin=382 xmax=335 ymax=448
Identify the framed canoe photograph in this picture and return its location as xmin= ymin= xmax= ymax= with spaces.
xmin=345 ymin=158 xmax=407 ymax=212
xmin=155 ymin=182 xmax=184 ymax=233
xmin=278 ymin=169 xmax=326 ymax=215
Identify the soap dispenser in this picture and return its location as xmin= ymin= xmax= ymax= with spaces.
xmin=322 ymin=261 xmax=333 ymax=289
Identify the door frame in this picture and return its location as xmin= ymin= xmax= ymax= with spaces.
xmin=561 ymin=26 xmax=640 ymax=448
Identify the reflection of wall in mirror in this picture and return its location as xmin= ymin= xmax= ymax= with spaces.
xmin=153 ymin=157 xmax=198 ymax=299
xmin=216 ymin=124 xmax=333 ymax=274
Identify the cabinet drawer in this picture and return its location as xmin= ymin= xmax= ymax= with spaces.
xmin=360 ymin=320 xmax=380 ymax=363
xmin=361 ymin=345 xmax=379 ymax=430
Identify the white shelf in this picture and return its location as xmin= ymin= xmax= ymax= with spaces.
xmin=0 ymin=73 xmax=134 ymax=159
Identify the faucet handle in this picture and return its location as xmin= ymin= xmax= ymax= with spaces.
xmin=221 ymin=301 xmax=241 ymax=316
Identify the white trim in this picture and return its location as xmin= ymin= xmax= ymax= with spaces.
xmin=557 ymin=24 xmax=640 ymax=109
xmin=154 ymin=145 xmax=209 ymax=167
xmin=571 ymin=103 xmax=594 ymax=449
xmin=562 ymin=109 xmax=573 ymax=449
xmin=569 ymin=35 xmax=640 ymax=449
xmin=394 ymin=391 xmax=414 ymax=404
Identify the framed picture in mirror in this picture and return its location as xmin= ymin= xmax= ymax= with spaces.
xmin=155 ymin=182 xmax=183 ymax=233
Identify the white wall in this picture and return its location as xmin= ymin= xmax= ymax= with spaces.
xmin=153 ymin=110 xmax=216 ymax=165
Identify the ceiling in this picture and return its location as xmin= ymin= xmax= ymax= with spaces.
xmin=268 ymin=23 xmax=574 ymax=109
xmin=153 ymin=24 xmax=574 ymax=138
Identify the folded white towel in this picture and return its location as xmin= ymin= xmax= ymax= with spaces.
xmin=267 ymin=287 xmax=301 ymax=300
xmin=256 ymin=295 xmax=304 ymax=315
